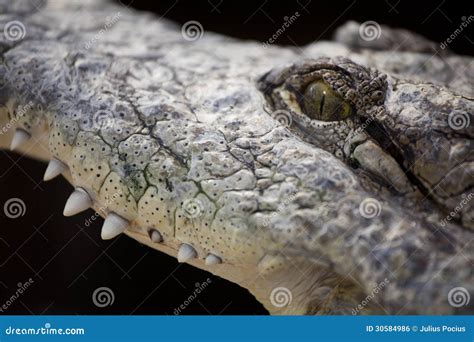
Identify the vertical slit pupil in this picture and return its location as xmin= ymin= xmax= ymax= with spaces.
xmin=301 ymin=80 xmax=351 ymax=121
xmin=319 ymin=91 xmax=326 ymax=116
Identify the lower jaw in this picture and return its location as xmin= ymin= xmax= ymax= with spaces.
xmin=0 ymin=108 xmax=378 ymax=315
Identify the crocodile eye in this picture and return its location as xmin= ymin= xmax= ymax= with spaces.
xmin=302 ymin=80 xmax=352 ymax=121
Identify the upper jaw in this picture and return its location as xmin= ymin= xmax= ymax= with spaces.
xmin=2 ymin=62 xmax=473 ymax=315
xmin=380 ymin=77 xmax=474 ymax=229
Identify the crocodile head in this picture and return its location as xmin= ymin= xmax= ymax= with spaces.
xmin=1 ymin=0 xmax=472 ymax=314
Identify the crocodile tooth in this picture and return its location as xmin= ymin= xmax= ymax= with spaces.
xmin=43 ymin=158 xmax=68 ymax=181
xmin=177 ymin=244 xmax=197 ymax=263
xmin=63 ymin=188 xmax=92 ymax=216
xmin=10 ymin=129 xmax=30 ymax=151
xmin=101 ymin=213 xmax=129 ymax=240
xmin=150 ymin=230 xmax=163 ymax=243
xmin=205 ymin=254 xmax=222 ymax=266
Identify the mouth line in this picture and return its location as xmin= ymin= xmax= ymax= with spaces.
xmin=2 ymin=102 xmax=470 ymax=313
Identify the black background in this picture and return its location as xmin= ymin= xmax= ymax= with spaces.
xmin=0 ymin=0 xmax=472 ymax=315
xmin=125 ymin=0 xmax=473 ymax=55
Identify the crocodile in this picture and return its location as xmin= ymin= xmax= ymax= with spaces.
xmin=0 ymin=0 xmax=473 ymax=315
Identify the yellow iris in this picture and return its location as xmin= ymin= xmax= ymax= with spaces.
xmin=302 ymin=80 xmax=352 ymax=121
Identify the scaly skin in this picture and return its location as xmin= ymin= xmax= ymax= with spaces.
xmin=0 ymin=0 xmax=473 ymax=314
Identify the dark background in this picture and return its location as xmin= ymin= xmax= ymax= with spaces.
xmin=1 ymin=0 xmax=472 ymax=315
xmin=125 ymin=0 xmax=473 ymax=55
